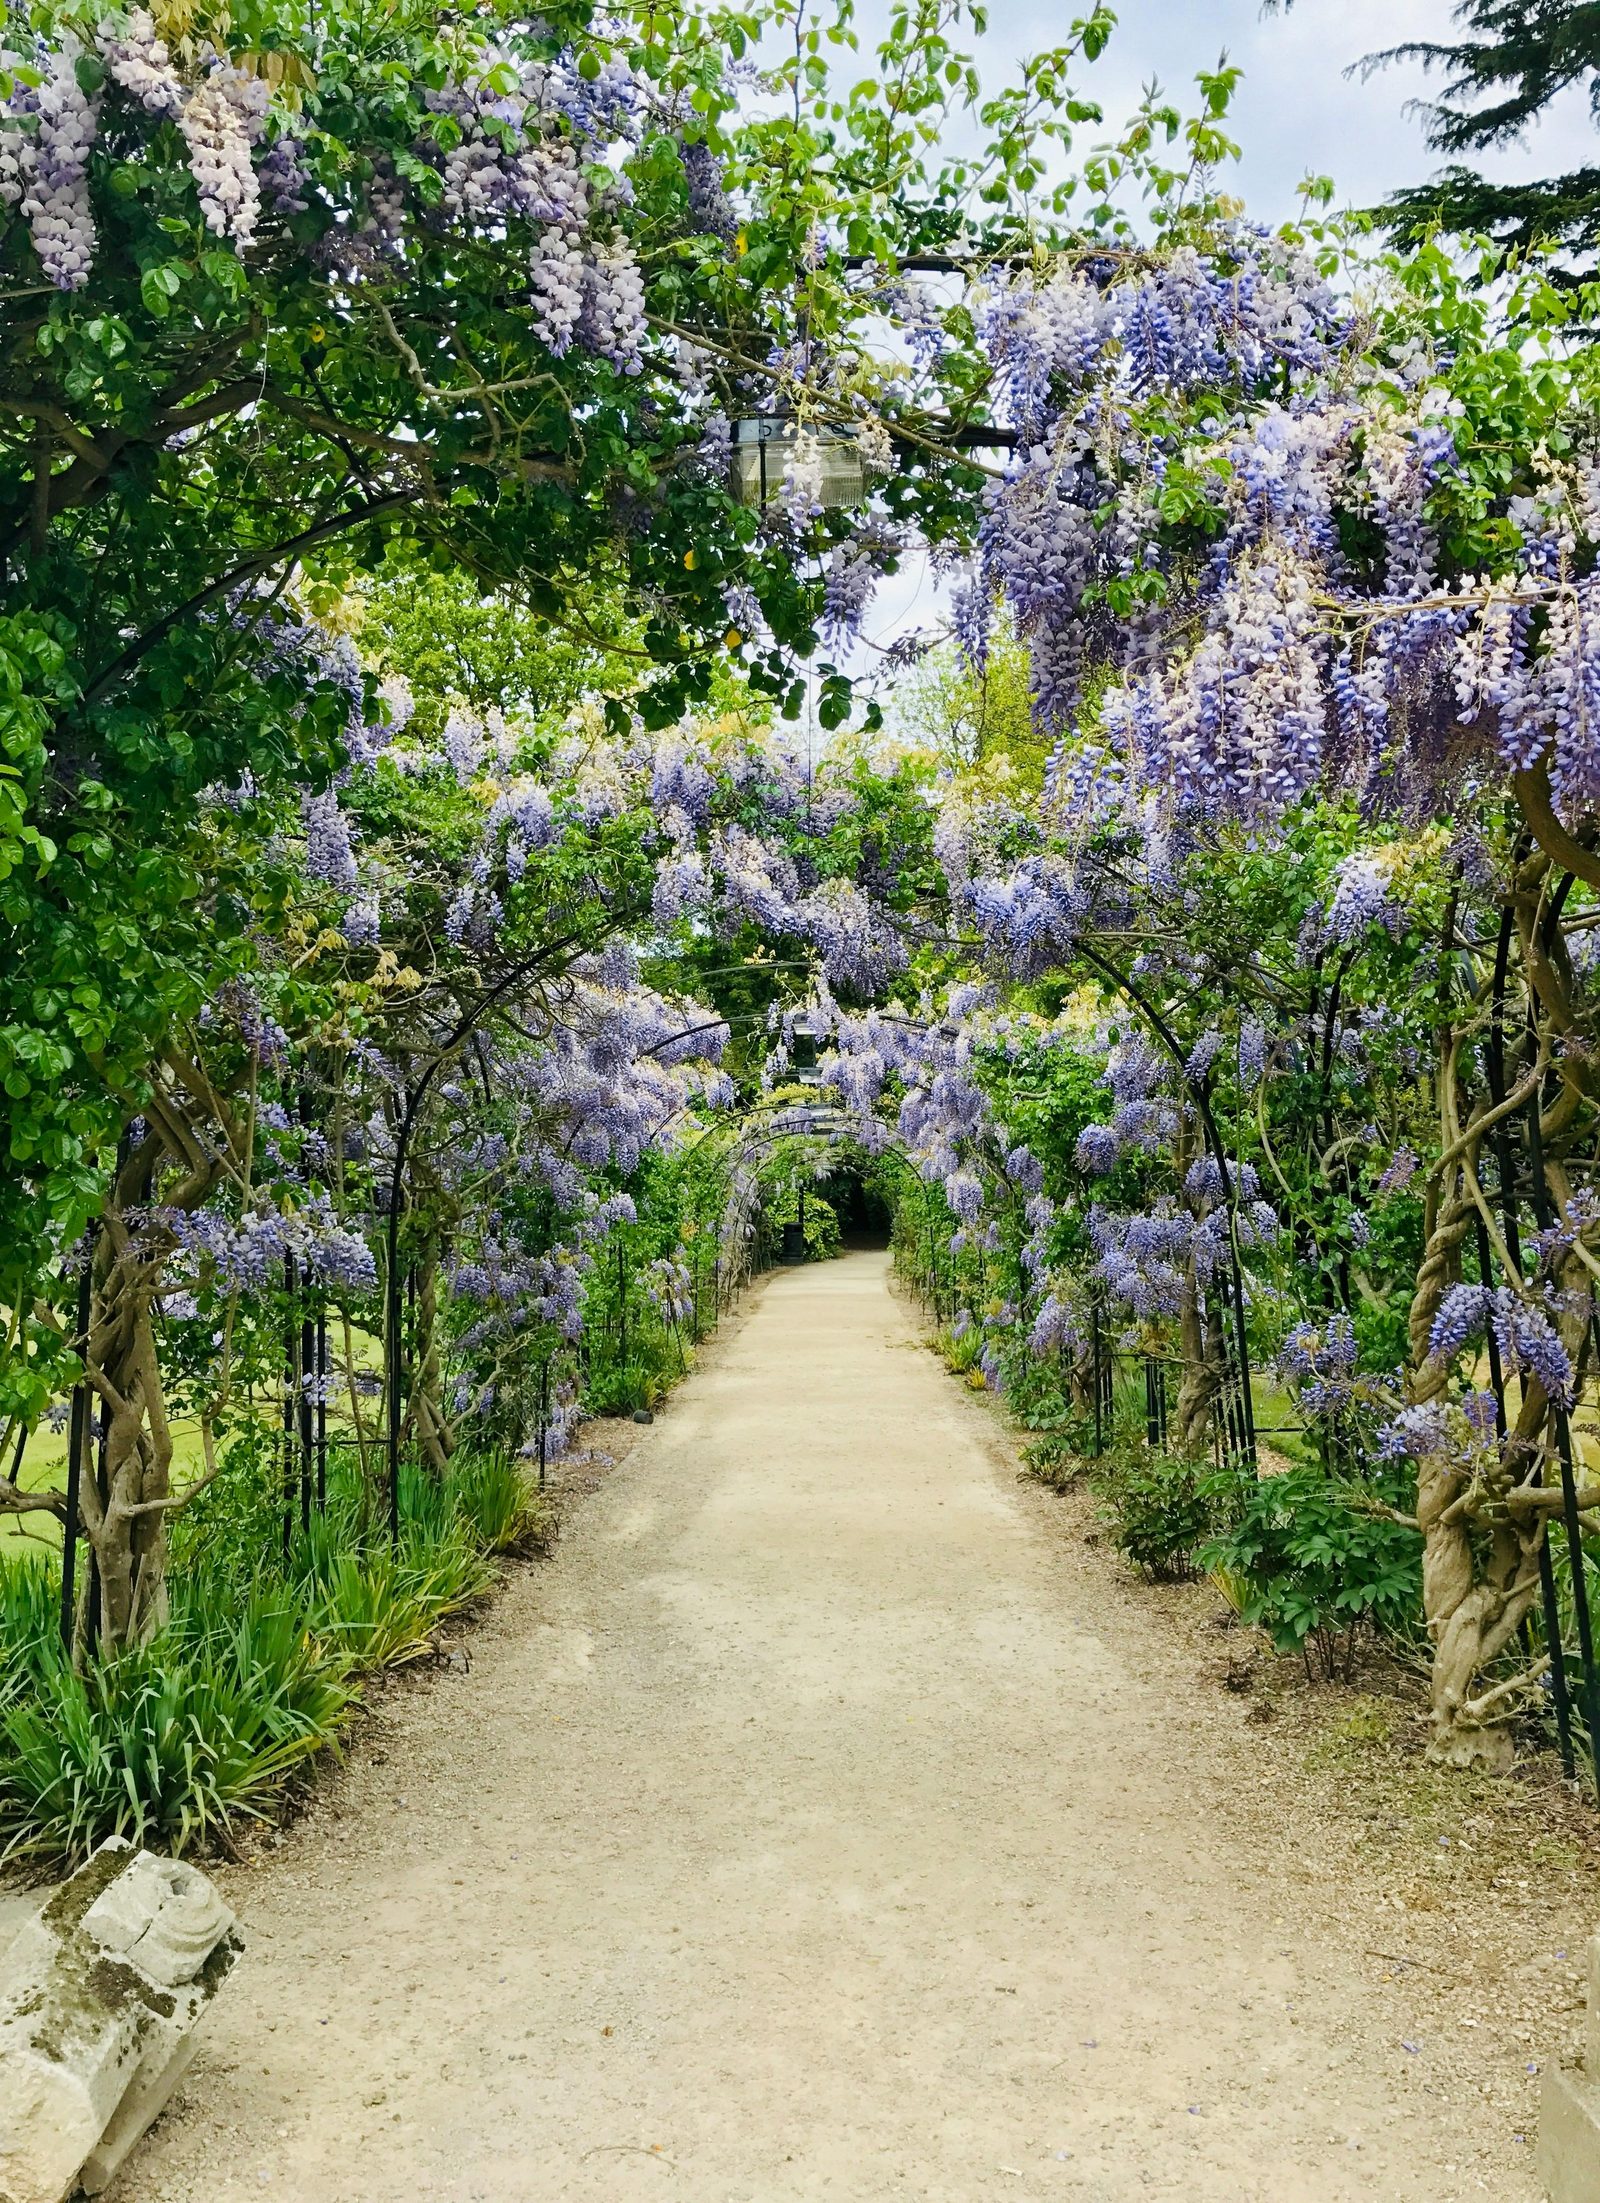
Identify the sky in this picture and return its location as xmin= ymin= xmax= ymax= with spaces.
xmin=835 ymin=0 xmax=1600 ymax=672
xmin=991 ymin=0 xmax=1598 ymax=222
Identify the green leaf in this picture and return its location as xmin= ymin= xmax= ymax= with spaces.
xmin=140 ymin=264 xmax=184 ymax=318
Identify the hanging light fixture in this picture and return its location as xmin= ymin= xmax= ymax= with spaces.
xmin=730 ymin=415 xmax=864 ymax=509
xmin=791 ymin=1011 xmax=823 ymax=1084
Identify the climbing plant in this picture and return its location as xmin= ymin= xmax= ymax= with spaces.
xmin=7 ymin=0 xmax=1600 ymax=1858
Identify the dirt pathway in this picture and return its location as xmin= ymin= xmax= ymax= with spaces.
xmin=117 ymin=1251 xmax=1539 ymax=2201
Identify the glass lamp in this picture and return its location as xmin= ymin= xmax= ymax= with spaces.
xmin=731 ymin=417 xmax=864 ymax=509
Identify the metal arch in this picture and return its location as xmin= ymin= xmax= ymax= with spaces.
xmin=709 ymin=1107 xmax=919 ymax=1283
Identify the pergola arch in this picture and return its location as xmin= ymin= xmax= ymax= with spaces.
xmin=675 ymin=1096 xmax=916 ymax=1289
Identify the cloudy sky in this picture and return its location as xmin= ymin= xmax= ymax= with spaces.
xmin=835 ymin=0 xmax=1598 ymax=670
xmin=988 ymin=0 xmax=1595 ymax=221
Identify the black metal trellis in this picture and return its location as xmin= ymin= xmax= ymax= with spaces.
xmin=1522 ymin=1016 xmax=1600 ymax=1794
xmin=1081 ymin=1339 xmax=1188 ymax=1455
xmin=281 ymin=1251 xmax=299 ymax=1556
xmin=1553 ymin=1401 xmax=1600 ymax=1779
xmin=59 ymin=1248 xmax=93 ymax=1655
xmin=1068 ymin=942 xmax=1258 ymax=1473
xmin=1089 ymin=1297 xmax=1115 ymax=1458
xmin=1481 ymin=903 xmax=1579 ymax=1770
xmin=1145 ymin=1356 xmax=1168 ymax=1450
xmin=300 ymin=1089 xmax=328 ymax=1518
xmin=1206 ymin=1287 xmax=1254 ymax=1468
xmin=298 ymin=1291 xmax=315 ymax=1535
xmin=85 ymin=1318 xmax=112 ymax=1650
xmin=1089 ymin=1300 xmax=1103 ymax=1456
xmin=316 ymin=1305 xmax=329 ymax=1512
xmin=1472 ymin=1207 xmax=1576 ymax=1777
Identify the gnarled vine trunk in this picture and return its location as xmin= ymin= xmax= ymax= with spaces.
xmin=68 ymin=1055 xmax=239 ymax=1656
xmin=1402 ymin=1112 xmax=1531 ymax=1767
xmin=1404 ymin=984 xmax=1595 ymax=1768
xmin=82 ymin=1249 xmax=174 ymax=1649
xmin=74 ymin=1150 xmax=189 ymax=1655
xmin=1171 ymin=1268 xmax=1219 ymax=1454
xmin=402 ymin=1259 xmax=455 ymax=1475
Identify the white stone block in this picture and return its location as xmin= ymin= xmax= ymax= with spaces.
xmin=0 ymin=1838 xmax=241 ymax=2203
xmin=1541 ymin=2065 xmax=1600 ymax=2203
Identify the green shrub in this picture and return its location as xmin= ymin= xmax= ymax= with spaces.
xmin=1020 ymin=1428 xmax=1091 ymax=1489
xmin=1104 ymin=1454 xmax=1223 ymax=1580
xmin=448 ymin=1451 xmax=555 ymax=1556
xmin=996 ymin=1335 xmax=1075 ymax=1429
xmin=0 ymin=1563 xmax=353 ymax=1862
xmin=0 ymin=1454 xmax=507 ymax=1864
xmin=167 ymin=1422 xmax=287 ymax=1579
xmin=0 ymin=1558 xmax=59 ymax=1688
xmin=388 ymin=1459 xmax=471 ymax=1556
xmin=583 ymin=1353 xmax=671 ymax=1416
xmin=286 ymin=1469 xmax=493 ymax=1669
xmin=766 ymin=1182 xmax=840 ymax=1258
xmin=939 ymin=1320 xmax=984 ymax=1375
xmin=295 ymin=1541 xmax=475 ymax=1670
xmin=1199 ymin=1466 xmax=1423 ymax=1680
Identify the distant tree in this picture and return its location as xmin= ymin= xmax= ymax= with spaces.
xmin=887 ymin=617 xmax=1042 ymax=775
xmin=1273 ymin=0 xmax=1600 ymax=273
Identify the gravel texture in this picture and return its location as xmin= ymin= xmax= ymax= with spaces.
xmin=93 ymin=1249 xmax=1593 ymax=2201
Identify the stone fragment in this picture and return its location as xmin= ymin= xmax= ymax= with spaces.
xmin=0 ymin=1837 xmax=241 ymax=2203
xmin=1541 ymin=1931 xmax=1600 ymax=2203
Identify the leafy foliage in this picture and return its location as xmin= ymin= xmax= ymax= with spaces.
xmin=1200 ymin=1469 xmax=1424 ymax=1680
xmin=1101 ymin=1451 xmax=1224 ymax=1582
xmin=1277 ymin=0 xmax=1600 ymax=274
xmin=0 ymin=1560 xmax=355 ymax=1861
xmin=0 ymin=1445 xmax=543 ymax=1861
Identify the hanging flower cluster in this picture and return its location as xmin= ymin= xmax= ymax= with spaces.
xmin=948 ymin=221 xmax=1600 ymax=848
xmin=3 ymin=1 xmax=652 ymax=380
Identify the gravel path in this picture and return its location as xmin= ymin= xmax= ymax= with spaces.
xmin=115 ymin=1251 xmax=1539 ymax=2201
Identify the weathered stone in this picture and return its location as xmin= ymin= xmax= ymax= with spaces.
xmin=1540 ymin=1933 xmax=1600 ymax=2203
xmin=0 ymin=1838 xmax=241 ymax=2203
xmin=1541 ymin=2066 xmax=1600 ymax=2202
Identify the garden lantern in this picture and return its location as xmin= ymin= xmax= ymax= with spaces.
xmin=730 ymin=416 xmax=864 ymax=508
xmin=791 ymin=1012 xmax=823 ymax=1084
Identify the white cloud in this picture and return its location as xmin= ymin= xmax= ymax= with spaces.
xmin=852 ymin=0 xmax=1595 ymax=221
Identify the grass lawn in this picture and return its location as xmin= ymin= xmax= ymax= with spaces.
xmin=2 ymin=1325 xmax=388 ymax=1558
